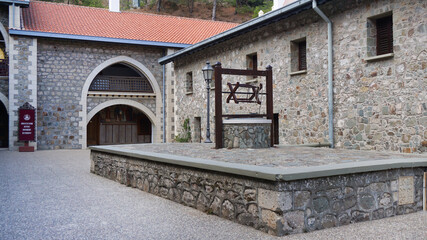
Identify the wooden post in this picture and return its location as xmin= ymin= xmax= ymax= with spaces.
xmin=266 ymin=65 xmax=274 ymax=147
xmin=214 ymin=62 xmax=223 ymax=149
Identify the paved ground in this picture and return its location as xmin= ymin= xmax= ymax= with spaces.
xmin=116 ymin=143 xmax=426 ymax=169
xmin=0 ymin=149 xmax=426 ymax=240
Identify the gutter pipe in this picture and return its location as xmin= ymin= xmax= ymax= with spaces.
xmin=162 ymin=49 xmax=166 ymax=143
xmin=12 ymin=2 xmax=15 ymax=29
xmin=312 ymin=0 xmax=334 ymax=148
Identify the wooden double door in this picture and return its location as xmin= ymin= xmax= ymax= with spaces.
xmin=99 ymin=123 xmax=138 ymax=145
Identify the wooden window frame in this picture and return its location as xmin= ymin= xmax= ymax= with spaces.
xmin=246 ymin=52 xmax=258 ymax=80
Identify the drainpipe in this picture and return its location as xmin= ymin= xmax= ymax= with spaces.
xmin=313 ymin=0 xmax=334 ymax=148
xmin=162 ymin=49 xmax=166 ymax=143
xmin=12 ymin=2 xmax=15 ymax=29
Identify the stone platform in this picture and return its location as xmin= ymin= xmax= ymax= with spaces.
xmin=90 ymin=143 xmax=427 ymax=236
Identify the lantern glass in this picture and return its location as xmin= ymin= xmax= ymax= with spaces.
xmin=202 ymin=61 xmax=214 ymax=82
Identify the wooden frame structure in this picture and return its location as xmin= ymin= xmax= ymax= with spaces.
xmin=214 ymin=62 xmax=273 ymax=149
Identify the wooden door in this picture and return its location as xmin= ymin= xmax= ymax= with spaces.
xmin=87 ymin=114 xmax=99 ymax=146
xmin=99 ymin=123 xmax=137 ymax=145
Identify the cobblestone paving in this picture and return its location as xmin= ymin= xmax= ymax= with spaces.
xmin=117 ymin=143 xmax=427 ymax=170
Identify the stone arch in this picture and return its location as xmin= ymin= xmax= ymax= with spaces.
xmin=87 ymin=99 xmax=156 ymax=125
xmin=0 ymin=22 xmax=9 ymax=52
xmin=79 ymin=56 xmax=162 ymax=148
xmin=0 ymin=92 xmax=8 ymax=113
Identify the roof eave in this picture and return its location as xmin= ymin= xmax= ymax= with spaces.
xmin=159 ymin=0 xmax=332 ymax=65
xmin=0 ymin=0 xmax=29 ymax=7
xmin=9 ymin=29 xmax=191 ymax=48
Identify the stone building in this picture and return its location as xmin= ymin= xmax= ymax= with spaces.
xmin=0 ymin=0 xmax=237 ymax=150
xmin=160 ymin=0 xmax=426 ymax=153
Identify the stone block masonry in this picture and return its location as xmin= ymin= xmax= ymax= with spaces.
xmin=223 ymin=122 xmax=271 ymax=148
xmin=172 ymin=0 xmax=426 ymax=153
xmin=36 ymin=39 xmax=164 ymax=150
xmin=8 ymin=36 xmax=37 ymax=150
xmin=91 ymin=148 xmax=426 ymax=236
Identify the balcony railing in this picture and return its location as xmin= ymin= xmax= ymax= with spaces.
xmin=89 ymin=76 xmax=154 ymax=93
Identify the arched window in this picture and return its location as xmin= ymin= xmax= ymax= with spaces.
xmin=89 ymin=63 xmax=153 ymax=93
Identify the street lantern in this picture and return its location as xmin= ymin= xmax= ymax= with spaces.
xmin=202 ymin=61 xmax=213 ymax=143
xmin=202 ymin=61 xmax=214 ymax=83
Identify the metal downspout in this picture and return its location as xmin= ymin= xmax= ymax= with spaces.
xmin=162 ymin=50 xmax=166 ymax=143
xmin=313 ymin=0 xmax=334 ymax=148
xmin=12 ymin=2 xmax=15 ymax=29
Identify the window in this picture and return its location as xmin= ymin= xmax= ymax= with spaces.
xmin=246 ymin=53 xmax=257 ymax=71
xmin=290 ymin=38 xmax=307 ymax=74
xmin=246 ymin=53 xmax=258 ymax=80
xmin=185 ymin=72 xmax=193 ymax=94
xmin=376 ymin=15 xmax=393 ymax=55
xmin=367 ymin=13 xmax=393 ymax=57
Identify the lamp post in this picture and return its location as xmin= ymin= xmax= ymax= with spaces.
xmin=202 ymin=61 xmax=214 ymax=143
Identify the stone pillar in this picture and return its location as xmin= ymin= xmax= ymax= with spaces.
xmin=165 ymin=48 xmax=176 ymax=142
xmin=8 ymin=36 xmax=38 ymax=150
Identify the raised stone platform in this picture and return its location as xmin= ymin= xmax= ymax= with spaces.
xmin=90 ymin=143 xmax=427 ymax=236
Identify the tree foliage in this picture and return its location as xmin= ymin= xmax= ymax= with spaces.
xmin=41 ymin=0 xmax=273 ymax=20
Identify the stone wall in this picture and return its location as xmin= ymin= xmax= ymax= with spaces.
xmin=91 ymin=150 xmax=275 ymax=232
xmin=274 ymin=168 xmax=424 ymax=235
xmin=87 ymin=96 xmax=156 ymax=115
xmin=91 ymin=150 xmax=425 ymax=236
xmin=172 ymin=0 xmax=426 ymax=153
xmin=36 ymin=39 xmax=164 ymax=149
xmin=223 ymin=123 xmax=271 ymax=148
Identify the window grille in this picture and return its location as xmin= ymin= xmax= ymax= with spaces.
xmin=89 ymin=76 xmax=154 ymax=93
xmin=376 ymin=15 xmax=393 ymax=55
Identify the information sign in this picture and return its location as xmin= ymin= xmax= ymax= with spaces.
xmin=18 ymin=107 xmax=35 ymax=141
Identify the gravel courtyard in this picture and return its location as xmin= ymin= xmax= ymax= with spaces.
xmin=0 ymin=149 xmax=425 ymax=240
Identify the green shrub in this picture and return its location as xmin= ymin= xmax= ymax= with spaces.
xmin=175 ymin=118 xmax=191 ymax=142
xmin=252 ymin=0 xmax=272 ymax=18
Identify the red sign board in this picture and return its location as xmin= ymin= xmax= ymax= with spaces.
xmin=19 ymin=109 xmax=35 ymax=141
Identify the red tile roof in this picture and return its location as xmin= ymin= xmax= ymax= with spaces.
xmin=22 ymin=1 xmax=239 ymax=45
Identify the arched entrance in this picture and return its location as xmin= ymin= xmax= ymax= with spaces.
xmin=80 ymin=56 xmax=162 ymax=148
xmin=87 ymin=104 xmax=152 ymax=146
xmin=85 ymin=62 xmax=157 ymax=146
xmin=0 ymin=101 xmax=8 ymax=148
